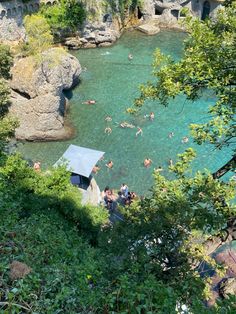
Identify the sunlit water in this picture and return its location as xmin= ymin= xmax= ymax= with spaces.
xmin=17 ymin=30 xmax=234 ymax=194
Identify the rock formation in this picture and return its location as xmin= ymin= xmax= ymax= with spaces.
xmin=0 ymin=1 xmax=225 ymax=45
xmin=9 ymin=48 xmax=81 ymax=141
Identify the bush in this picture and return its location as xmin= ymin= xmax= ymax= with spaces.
xmin=40 ymin=0 xmax=86 ymax=32
xmin=0 ymin=44 xmax=13 ymax=79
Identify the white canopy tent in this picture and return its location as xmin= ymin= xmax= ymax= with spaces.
xmin=54 ymin=144 xmax=105 ymax=178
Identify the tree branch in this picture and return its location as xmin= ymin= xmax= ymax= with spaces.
xmin=212 ymin=154 xmax=236 ymax=179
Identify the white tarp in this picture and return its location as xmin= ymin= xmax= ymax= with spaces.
xmin=54 ymin=144 xmax=105 ymax=178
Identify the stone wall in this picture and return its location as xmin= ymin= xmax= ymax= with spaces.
xmin=142 ymin=0 xmax=224 ymax=24
xmin=0 ymin=0 xmax=226 ymax=42
xmin=0 ymin=0 xmax=58 ymax=41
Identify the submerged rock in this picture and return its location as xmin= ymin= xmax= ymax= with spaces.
xmin=9 ymin=48 xmax=81 ymax=141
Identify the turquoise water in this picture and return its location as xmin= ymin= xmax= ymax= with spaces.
xmin=17 ymin=30 xmax=233 ymax=194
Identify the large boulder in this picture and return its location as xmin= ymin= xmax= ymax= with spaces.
xmin=9 ymin=48 xmax=81 ymax=141
xmin=137 ymin=21 xmax=160 ymax=35
xmin=82 ymin=21 xmax=120 ymax=47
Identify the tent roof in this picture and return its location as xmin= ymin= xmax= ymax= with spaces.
xmin=54 ymin=144 xmax=105 ymax=177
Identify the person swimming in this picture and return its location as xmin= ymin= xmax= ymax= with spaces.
xmin=128 ymin=53 xmax=133 ymax=60
xmin=144 ymin=158 xmax=152 ymax=168
xmin=136 ymin=127 xmax=143 ymax=137
xmin=106 ymin=160 xmax=113 ymax=169
xmin=92 ymin=165 xmax=100 ymax=174
xmin=149 ymin=112 xmax=155 ymax=121
xmin=119 ymin=121 xmax=135 ymax=128
xmin=181 ymin=136 xmax=189 ymax=143
xmin=105 ymin=116 xmax=112 ymax=122
xmin=105 ymin=127 xmax=112 ymax=134
xmin=168 ymin=159 xmax=173 ymax=167
xmin=168 ymin=132 xmax=174 ymax=138
xmin=83 ymin=100 xmax=96 ymax=105
xmin=154 ymin=166 xmax=163 ymax=173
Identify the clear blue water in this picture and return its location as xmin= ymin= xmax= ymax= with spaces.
xmin=17 ymin=30 xmax=234 ymax=194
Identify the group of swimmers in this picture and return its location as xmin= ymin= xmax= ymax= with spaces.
xmin=103 ymin=112 xmax=156 ymax=138
xmin=82 ymin=98 xmax=189 ymax=145
xmin=92 ymin=160 xmax=113 ymax=174
xmin=102 ymin=183 xmax=137 ymax=211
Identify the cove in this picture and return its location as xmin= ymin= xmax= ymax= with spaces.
xmin=17 ymin=30 xmax=233 ymax=195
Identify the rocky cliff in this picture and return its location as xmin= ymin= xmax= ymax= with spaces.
xmin=0 ymin=1 xmax=224 ymax=44
xmin=9 ymin=48 xmax=81 ymax=141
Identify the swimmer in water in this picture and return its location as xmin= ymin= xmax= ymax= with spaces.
xmin=106 ymin=160 xmax=113 ymax=169
xmin=105 ymin=116 xmax=112 ymax=122
xmin=181 ymin=136 xmax=189 ymax=143
xmin=144 ymin=158 xmax=152 ymax=168
xmin=136 ymin=127 xmax=143 ymax=137
xmin=168 ymin=159 xmax=173 ymax=167
xmin=154 ymin=166 xmax=163 ymax=173
xmin=105 ymin=127 xmax=112 ymax=134
xmin=168 ymin=132 xmax=174 ymax=138
xmin=128 ymin=53 xmax=133 ymax=61
xmin=92 ymin=165 xmax=100 ymax=174
xmin=83 ymin=100 xmax=96 ymax=105
xmin=149 ymin=112 xmax=155 ymax=122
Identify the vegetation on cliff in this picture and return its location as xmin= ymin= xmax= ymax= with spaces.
xmin=0 ymin=2 xmax=235 ymax=313
xmin=39 ymin=0 xmax=86 ymax=32
xmin=19 ymin=15 xmax=53 ymax=56
xmin=0 ymin=45 xmax=18 ymax=150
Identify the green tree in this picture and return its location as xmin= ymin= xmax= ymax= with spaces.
xmin=133 ymin=3 xmax=236 ymax=177
xmin=0 ymin=45 xmax=18 ymax=149
xmin=99 ymin=149 xmax=236 ymax=312
xmin=40 ymin=0 xmax=86 ymax=32
xmin=23 ymin=15 xmax=53 ymax=55
xmin=0 ymin=44 xmax=13 ymax=79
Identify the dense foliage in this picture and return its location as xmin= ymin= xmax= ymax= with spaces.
xmin=39 ymin=0 xmax=86 ymax=32
xmin=0 ymin=45 xmax=18 ymax=150
xmin=22 ymin=15 xmax=53 ymax=56
xmin=0 ymin=150 xmax=235 ymax=313
xmin=0 ymin=45 xmax=13 ymax=80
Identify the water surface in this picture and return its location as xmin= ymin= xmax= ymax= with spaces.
xmin=17 ymin=30 xmax=233 ymax=194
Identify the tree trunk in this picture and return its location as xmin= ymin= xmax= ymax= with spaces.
xmin=212 ymin=154 xmax=236 ymax=179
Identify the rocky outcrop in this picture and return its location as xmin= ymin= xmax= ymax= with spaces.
xmin=137 ymin=20 xmax=160 ymax=35
xmin=0 ymin=1 xmax=225 ymax=45
xmin=9 ymin=48 xmax=81 ymax=141
xmin=81 ymin=21 xmax=121 ymax=48
xmin=219 ymin=277 xmax=236 ymax=299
